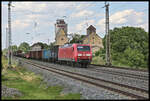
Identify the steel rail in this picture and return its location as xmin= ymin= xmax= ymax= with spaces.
xmin=87 ymin=67 xmax=149 ymax=81
xmin=20 ymin=58 xmax=148 ymax=99
xmin=90 ymin=64 xmax=148 ymax=72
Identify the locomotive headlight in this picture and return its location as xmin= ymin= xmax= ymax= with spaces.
xmin=78 ymin=54 xmax=82 ymax=56
xmin=86 ymin=54 xmax=91 ymax=56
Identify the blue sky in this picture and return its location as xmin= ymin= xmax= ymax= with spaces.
xmin=2 ymin=1 xmax=148 ymax=49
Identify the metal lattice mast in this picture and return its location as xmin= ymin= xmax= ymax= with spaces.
xmin=104 ymin=2 xmax=111 ymax=66
xmin=6 ymin=27 xmax=8 ymax=49
xmin=6 ymin=27 xmax=8 ymax=58
xmin=8 ymin=1 xmax=12 ymax=67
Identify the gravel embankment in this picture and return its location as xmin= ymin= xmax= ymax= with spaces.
xmin=2 ymin=85 xmax=23 ymax=98
xmin=29 ymin=59 xmax=148 ymax=91
xmin=18 ymin=59 xmax=131 ymax=99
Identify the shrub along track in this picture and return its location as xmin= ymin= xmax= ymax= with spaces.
xmin=19 ymin=58 xmax=148 ymax=100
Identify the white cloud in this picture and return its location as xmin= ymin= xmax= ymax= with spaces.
xmin=71 ymin=10 xmax=94 ymax=18
xmin=109 ymin=9 xmax=134 ymax=24
xmin=12 ymin=2 xmax=47 ymax=13
xmin=137 ymin=23 xmax=148 ymax=32
xmin=97 ymin=9 xmax=146 ymax=34
xmin=110 ymin=9 xmax=144 ymax=25
xmin=75 ymin=3 xmax=92 ymax=10
xmin=31 ymin=33 xmax=55 ymax=45
xmin=97 ymin=19 xmax=105 ymax=26
xmin=97 ymin=9 xmax=144 ymax=25
xmin=12 ymin=19 xmax=30 ymax=30
xmin=75 ymin=19 xmax=95 ymax=33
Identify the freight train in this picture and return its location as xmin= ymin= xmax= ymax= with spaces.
xmin=14 ymin=44 xmax=92 ymax=68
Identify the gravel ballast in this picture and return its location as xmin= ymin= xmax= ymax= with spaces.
xmin=2 ymin=85 xmax=23 ymax=98
xmin=29 ymin=59 xmax=148 ymax=91
xmin=19 ymin=59 xmax=131 ymax=99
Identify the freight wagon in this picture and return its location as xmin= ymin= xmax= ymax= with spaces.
xmin=50 ymin=45 xmax=59 ymax=63
xmin=42 ymin=49 xmax=50 ymax=61
xmin=13 ymin=50 xmax=22 ymax=56
xmin=14 ymin=44 xmax=92 ymax=68
xmin=35 ymin=50 xmax=42 ymax=60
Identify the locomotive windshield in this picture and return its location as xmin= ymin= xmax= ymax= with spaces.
xmin=77 ymin=46 xmax=90 ymax=51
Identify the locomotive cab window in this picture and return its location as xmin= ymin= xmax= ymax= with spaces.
xmin=77 ymin=46 xmax=90 ymax=51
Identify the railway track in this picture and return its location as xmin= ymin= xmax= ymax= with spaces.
xmin=20 ymin=58 xmax=148 ymax=99
xmin=90 ymin=64 xmax=148 ymax=72
xmin=87 ymin=67 xmax=149 ymax=81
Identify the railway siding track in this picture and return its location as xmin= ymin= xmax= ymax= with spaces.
xmin=26 ymin=58 xmax=148 ymax=90
xmin=87 ymin=67 xmax=148 ymax=81
xmin=20 ymin=58 xmax=148 ymax=99
xmin=90 ymin=64 xmax=148 ymax=72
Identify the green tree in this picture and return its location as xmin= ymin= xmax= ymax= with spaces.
xmin=98 ymin=26 xmax=148 ymax=68
xmin=69 ymin=34 xmax=85 ymax=44
xmin=11 ymin=45 xmax=18 ymax=52
xmin=2 ymin=48 xmax=8 ymax=56
xmin=43 ymin=43 xmax=49 ymax=49
xmin=49 ymin=42 xmax=55 ymax=49
xmin=18 ymin=42 xmax=30 ymax=53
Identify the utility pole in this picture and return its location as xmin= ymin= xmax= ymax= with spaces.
xmin=104 ymin=1 xmax=111 ymax=66
xmin=6 ymin=27 xmax=8 ymax=49
xmin=85 ymin=16 xmax=90 ymax=44
xmin=8 ymin=1 xmax=12 ymax=68
xmin=6 ymin=27 xmax=8 ymax=58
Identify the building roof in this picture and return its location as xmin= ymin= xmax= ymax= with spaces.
xmin=87 ymin=25 xmax=96 ymax=30
xmin=31 ymin=42 xmax=44 ymax=49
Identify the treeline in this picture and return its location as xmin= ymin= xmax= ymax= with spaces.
xmin=3 ymin=26 xmax=148 ymax=68
xmin=2 ymin=34 xmax=85 ymax=55
xmin=95 ymin=26 xmax=148 ymax=68
xmin=2 ymin=42 xmax=55 ymax=56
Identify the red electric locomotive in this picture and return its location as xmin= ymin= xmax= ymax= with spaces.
xmin=58 ymin=43 xmax=92 ymax=67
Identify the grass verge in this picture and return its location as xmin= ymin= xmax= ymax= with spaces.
xmin=2 ymin=56 xmax=81 ymax=100
xmin=91 ymin=56 xmax=105 ymax=65
xmin=91 ymin=55 xmax=148 ymax=70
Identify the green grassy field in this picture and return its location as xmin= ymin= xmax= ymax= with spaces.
xmin=2 ymin=56 xmax=81 ymax=100
xmin=91 ymin=56 xmax=105 ymax=65
xmin=91 ymin=55 xmax=148 ymax=70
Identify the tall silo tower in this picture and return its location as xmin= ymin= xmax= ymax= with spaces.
xmin=55 ymin=19 xmax=67 ymax=39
